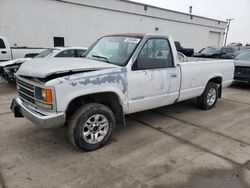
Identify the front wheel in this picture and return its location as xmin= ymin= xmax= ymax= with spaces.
xmin=197 ymin=82 xmax=219 ymax=110
xmin=68 ymin=103 xmax=115 ymax=151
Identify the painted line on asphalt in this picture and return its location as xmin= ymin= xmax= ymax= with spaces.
xmin=130 ymin=117 xmax=241 ymax=166
xmin=152 ymin=110 xmax=250 ymax=147
xmin=223 ymin=98 xmax=250 ymax=106
xmin=0 ymin=112 xmax=12 ymax=116
xmin=0 ymin=103 xmax=11 ymax=106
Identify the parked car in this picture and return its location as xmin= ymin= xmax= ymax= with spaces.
xmin=11 ymin=33 xmax=234 ymax=151
xmin=234 ymin=49 xmax=250 ymax=83
xmin=0 ymin=36 xmax=45 ymax=62
xmin=24 ymin=53 xmax=40 ymax=58
xmin=193 ymin=46 xmax=236 ymax=59
xmin=174 ymin=41 xmax=194 ymax=57
xmin=0 ymin=47 xmax=87 ymax=82
xmin=236 ymin=46 xmax=250 ymax=55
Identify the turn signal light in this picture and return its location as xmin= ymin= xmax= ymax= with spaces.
xmin=45 ymin=89 xmax=53 ymax=103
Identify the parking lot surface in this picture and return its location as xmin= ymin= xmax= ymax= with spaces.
xmin=1 ymin=80 xmax=250 ymax=188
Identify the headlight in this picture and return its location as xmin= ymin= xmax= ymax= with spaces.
xmin=35 ymin=87 xmax=53 ymax=103
xmin=35 ymin=87 xmax=53 ymax=110
xmin=4 ymin=65 xmax=21 ymax=73
xmin=35 ymin=101 xmax=53 ymax=110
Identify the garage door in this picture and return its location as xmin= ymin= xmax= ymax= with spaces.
xmin=208 ymin=31 xmax=221 ymax=47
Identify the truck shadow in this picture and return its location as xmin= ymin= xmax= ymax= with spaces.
xmin=230 ymin=82 xmax=250 ymax=90
xmin=27 ymin=99 xmax=198 ymax=152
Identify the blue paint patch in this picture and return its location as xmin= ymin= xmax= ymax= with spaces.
xmin=70 ymin=82 xmax=77 ymax=87
xmin=64 ymin=76 xmax=70 ymax=81
xmin=78 ymin=73 xmax=128 ymax=94
xmin=132 ymin=96 xmax=145 ymax=101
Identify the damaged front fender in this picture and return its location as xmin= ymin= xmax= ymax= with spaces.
xmin=52 ymin=67 xmax=128 ymax=113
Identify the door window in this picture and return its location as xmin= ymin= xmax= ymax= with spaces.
xmin=222 ymin=48 xmax=235 ymax=54
xmin=55 ymin=49 xmax=75 ymax=57
xmin=76 ymin=49 xmax=87 ymax=57
xmin=134 ymin=38 xmax=173 ymax=70
xmin=0 ymin=39 xmax=6 ymax=49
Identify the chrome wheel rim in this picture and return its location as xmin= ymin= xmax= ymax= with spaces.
xmin=82 ymin=114 xmax=109 ymax=144
xmin=207 ymin=88 xmax=216 ymax=106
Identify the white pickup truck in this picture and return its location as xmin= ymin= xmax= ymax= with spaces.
xmin=0 ymin=36 xmax=45 ymax=62
xmin=11 ymin=34 xmax=234 ymax=151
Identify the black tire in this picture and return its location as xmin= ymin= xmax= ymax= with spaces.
xmin=197 ymin=82 xmax=219 ymax=110
xmin=68 ymin=103 xmax=115 ymax=151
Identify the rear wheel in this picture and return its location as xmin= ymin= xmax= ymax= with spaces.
xmin=68 ymin=103 xmax=115 ymax=151
xmin=197 ymin=82 xmax=219 ymax=110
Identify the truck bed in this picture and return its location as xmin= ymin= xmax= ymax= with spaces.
xmin=186 ymin=57 xmax=219 ymax=62
xmin=178 ymin=59 xmax=234 ymax=102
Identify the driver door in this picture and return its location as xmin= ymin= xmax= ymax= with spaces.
xmin=127 ymin=38 xmax=180 ymax=113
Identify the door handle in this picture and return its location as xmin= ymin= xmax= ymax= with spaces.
xmin=1 ymin=51 xmax=7 ymax=54
xmin=171 ymin=73 xmax=177 ymax=78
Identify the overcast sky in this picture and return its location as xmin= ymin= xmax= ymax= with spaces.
xmin=131 ymin=0 xmax=250 ymax=44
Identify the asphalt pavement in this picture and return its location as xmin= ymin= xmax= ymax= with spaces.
xmin=0 ymin=80 xmax=250 ymax=188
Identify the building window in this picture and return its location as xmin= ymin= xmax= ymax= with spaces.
xmin=54 ymin=37 xmax=64 ymax=47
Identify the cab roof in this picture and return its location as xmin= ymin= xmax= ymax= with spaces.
xmin=104 ymin=33 xmax=145 ymax=38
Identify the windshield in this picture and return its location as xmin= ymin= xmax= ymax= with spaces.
xmin=35 ymin=49 xmax=60 ymax=58
xmin=201 ymin=47 xmax=221 ymax=54
xmin=235 ymin=50 xmax=250 ymax=61
xmin=85 ymin=36 xmax=141 ymax=66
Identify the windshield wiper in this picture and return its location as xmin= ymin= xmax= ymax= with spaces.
xmin=92 ymin=55 xmax=111 ymax=64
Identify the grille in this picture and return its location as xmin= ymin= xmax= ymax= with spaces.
xmin=16 ymin=78 xmax=35 ymax=104
xmin=235 ymin=66 xmax=250 ymax=75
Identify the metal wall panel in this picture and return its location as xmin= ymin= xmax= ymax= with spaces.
xmin=0 ymin=0 xmax=227 ymax=51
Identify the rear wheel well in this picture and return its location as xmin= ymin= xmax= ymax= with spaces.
xmin=66 ymin=92 xmax=125 ymax=126
xmin=208 ymin=77 xmax=222 ymax=98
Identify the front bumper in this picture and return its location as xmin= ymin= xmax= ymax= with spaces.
xmin=11 ymin=97 xmax=66 ymax=129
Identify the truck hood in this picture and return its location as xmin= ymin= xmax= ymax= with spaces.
xmin=17 ymin=58 xmax=119 ymax=78
xmin=0 ymin=58 xmax=31 ymax=67
xmin=234 ymin=60 xmax=250 ymax=67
